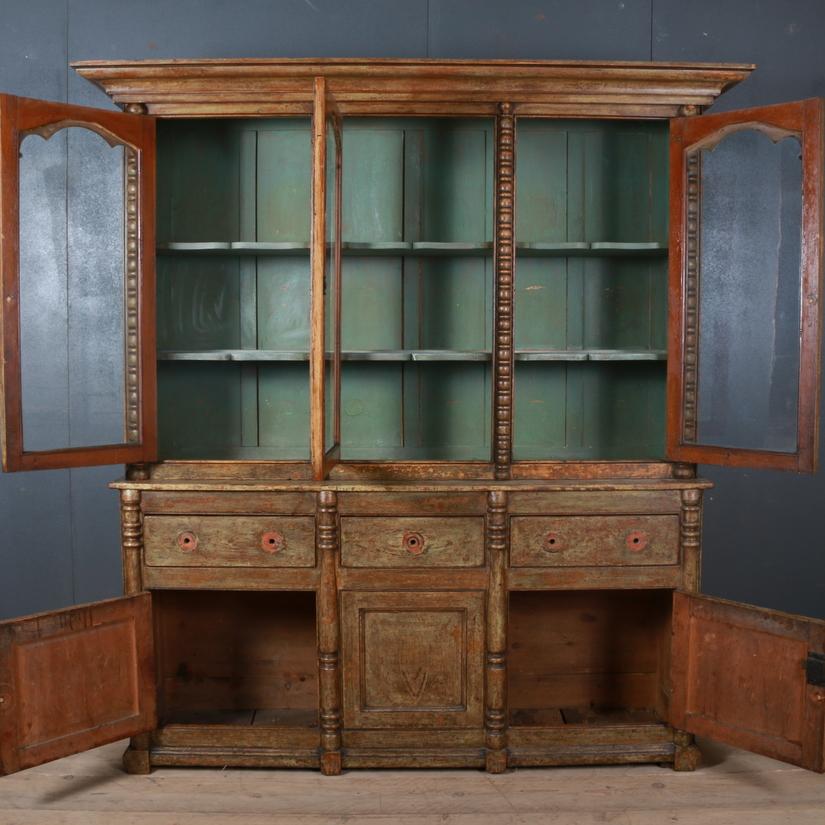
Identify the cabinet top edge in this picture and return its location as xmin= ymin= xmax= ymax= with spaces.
xmin=71 ymin=58 xmax=753 ymax=118
xmin=71 ymin=57 xmax=756 ymax=70
xmin=110 ymin=479 xmax=713 ymax=493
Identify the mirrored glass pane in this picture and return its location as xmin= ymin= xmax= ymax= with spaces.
xmin=693 ymin=128 xmax=802 ymax=453
xmin=19 ymin=126 xmax=127 ymax=452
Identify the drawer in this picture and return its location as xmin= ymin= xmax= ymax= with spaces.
xmin=144 ymin=516 xmax=315 ymax=568
xmin=510 ymin=515 xmax=679 ymax=567
xmin=340 ymin=517 xmax=485 ymax=568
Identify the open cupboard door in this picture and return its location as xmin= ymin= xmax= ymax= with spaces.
xmin=671 ymin=591 xmax=825 ymax=772
xmin=0 ymin=94 xmax=156 ymax=472
xmin=0 ymin=593 xmax=156 ymax=775
xmin=667 ymin=99 xmax=824 ymax=472
xmin=310 ymin=79 xmax=343 ymax=480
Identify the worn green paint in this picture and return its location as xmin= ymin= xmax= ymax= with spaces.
xmin=513 ymin=120 xmax=668 ymax=460
xmin=157 ymin=117 xmax=665 ymax=462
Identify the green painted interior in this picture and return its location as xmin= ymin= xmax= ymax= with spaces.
xmin=156 ymin=117 xmax=666 ymax=463
xmin=513 ymin=120 xmax=668 ymax=460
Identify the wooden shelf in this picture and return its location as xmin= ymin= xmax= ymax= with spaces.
xmin=158 ymin=349 xmax=492 ymax=362
xmin=157 ymin=240 xmax=666 ymax=257
xmin=158 ymin=348 xmax=666 ymax=363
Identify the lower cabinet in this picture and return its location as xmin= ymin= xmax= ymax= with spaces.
xmin=3 ymin=482 xmax=823 ymax=777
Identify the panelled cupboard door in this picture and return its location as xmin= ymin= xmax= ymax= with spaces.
xmin=667 ymin=98 xmax=824 ymax=472
xmin=0 ymin=94 xmax=157 ymax=472
xmin=671 ymin=591 xmax=825 ymax=772
xmin=0 ymin=593 xmax=156 ymax=775
xmin=310 ymin=78 xmax=343 ymax=480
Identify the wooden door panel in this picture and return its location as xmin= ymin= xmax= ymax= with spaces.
xmin=0 ymin=594 xmax=156 ymax=775
xmin=341 ymin=591 xmax=485 ymax=729
xmin=671 ymin=591 xmax=825 ymax=772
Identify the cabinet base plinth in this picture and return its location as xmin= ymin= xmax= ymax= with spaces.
xmin=123 ymin=744 xmax=152 ymax=775
xmin=485 ymin=749 xmax=508 ymax=773
xmin=321 ymin=751 xmax=342 ymax=775
xmin=672 ymin=739 xmax=701 ymax=772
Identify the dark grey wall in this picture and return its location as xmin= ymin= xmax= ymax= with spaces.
xmin=1 ymin=0 xmax=823 ymax=620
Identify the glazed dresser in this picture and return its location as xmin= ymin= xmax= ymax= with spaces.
xmin=1 ymin=59 xmax=824 ymax=777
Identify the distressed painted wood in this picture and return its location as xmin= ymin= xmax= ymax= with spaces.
xmin=484 ymin=491 xmax=508 ymax=772
xmin=8 ymin=58 xmax=825 ymax=781
xmin=671 ymin=592 xmax=825 ymax=772
xmin=316 ymin=490 xmax=342 ymax=774
xmin=72 ymin=58 xmax=753 ymax=118
xmin=143 ymin=515 xmax=316 ymax=568
xmin=341 ymin=590 xmax=485 ymax=730
xmin=0 ymin=594 xmax=156 ymax=775
xmin=153 ymin=590 xmax=318 ymax=719
xmin=509 ymin=514 xmax=679 ymax=567
xmin=340 ymin=516 xmax=485 ymax=568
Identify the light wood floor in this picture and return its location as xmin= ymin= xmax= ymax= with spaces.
xmin=0 ymin=739 xmax=823 ymax=824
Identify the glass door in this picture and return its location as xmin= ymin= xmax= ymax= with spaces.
xmin=0 ymin=95 xmax=156 ymax=472
xmin=310 ymin=78 xmax=342 ymax=479
xmin=667 ymin=99 xmax=823 ymax=472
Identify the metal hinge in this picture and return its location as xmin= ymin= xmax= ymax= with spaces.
xmin=806 ymin=652 xmax=825 ymax=687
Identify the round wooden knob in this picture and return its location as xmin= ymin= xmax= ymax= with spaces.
xmin=543 ymin=531 xmax=563 ymax=552
xmin=402 ymin=531 xmax=426 ymax=555
xmin=626 ymin=530 xmax=649 ymax=552
xmin=261 ymin=531 xmax=285 ymax=554
xmin=177 ymin=531 xmax=198 ymax=552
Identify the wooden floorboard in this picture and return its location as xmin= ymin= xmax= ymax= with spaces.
xmin=0 ymin=739 xmax=823 ymax=824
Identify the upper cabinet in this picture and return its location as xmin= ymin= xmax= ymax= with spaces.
xmin=0 ymin=95 xmax=157 ymax=471
xmin=4 ymin=60 xmax=822 ymax=477
xmin=667 ymin=99 xmax=824 ymax=472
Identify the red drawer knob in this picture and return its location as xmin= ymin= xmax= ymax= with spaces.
xmin=626 ymin=530 xmax=649 ymax=552
xmin=177 ymin=531 xmax=198 ymax=552
xmin=261 ymin=531 xmax=286 ymax=554
xmin=543 ymin=532 xmax=563 ymax=552
xmin=403 ymin=531 xmax=426 ymax=555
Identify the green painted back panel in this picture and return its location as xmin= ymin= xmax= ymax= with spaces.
xmin=342 ymin=129 xmax=404 ymax=242
xmin=257 ymin=125 xmax=312 ymax=242
xmin=513 ymin=120 xmax=668 ymax=460
xmin=157 ymin=117 xmax=665 ymax=464
xmin=157 ymin=256 xmax=242 ymax=350
xmin=157 ymin=362 xmax=243 ymax=458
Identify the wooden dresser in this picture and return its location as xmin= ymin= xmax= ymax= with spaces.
xmin=1 ymin=59 xmax=824 ymax=777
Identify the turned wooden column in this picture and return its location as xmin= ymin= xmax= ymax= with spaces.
xmin=120 ymin=487 xmax=144 ymax=597
xmin=485 ymin=490 xmax=508 ymax=772
xmin=680 ymin=487 xmax=703 ymax=593
xmin=120 ymin=486 xmax=152 ymax=775
xmin=671 ymin=485 xmax=704 ymax=771
xmin=493 ymin=103 xmax=516 ymax=480
xmin=317 ymin=489 xmax=342 ymax=775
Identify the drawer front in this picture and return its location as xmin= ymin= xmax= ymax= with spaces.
xmin=340 ymin=517 xmax=485 ymax=568
xmin=144 ymin=516 xmax=315 ymax=568
xmin=510 ymin=515 xmax=679 ymax=567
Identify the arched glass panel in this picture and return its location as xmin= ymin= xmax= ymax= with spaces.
xmin=19 ymin=125 xmax=129 ymax=452
xmin=691 ymin=127 xmax=802 ymax=453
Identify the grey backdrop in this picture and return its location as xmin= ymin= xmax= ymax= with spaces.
xmin=1 ymin=0 xmax=823 ymax=620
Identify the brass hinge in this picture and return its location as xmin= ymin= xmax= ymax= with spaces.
xmin=806 ymin=652 xmax=825 ymax=687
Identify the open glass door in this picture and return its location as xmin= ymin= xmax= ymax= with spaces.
xmin=667 ymin=99 xmax=823 ymax=472
xmin=0 ymin=593 xmax=156 ymax=775
xmin=0 ymin=95 xmax=156 ymax=472
xmin=671 ymin=591 xmax=825 ymax=772
xmin=310 ymin=79 xmax=342 ymax=479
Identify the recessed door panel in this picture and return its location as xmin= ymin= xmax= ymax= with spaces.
xmin=341 ymin=590 xmax=484 ymax=729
